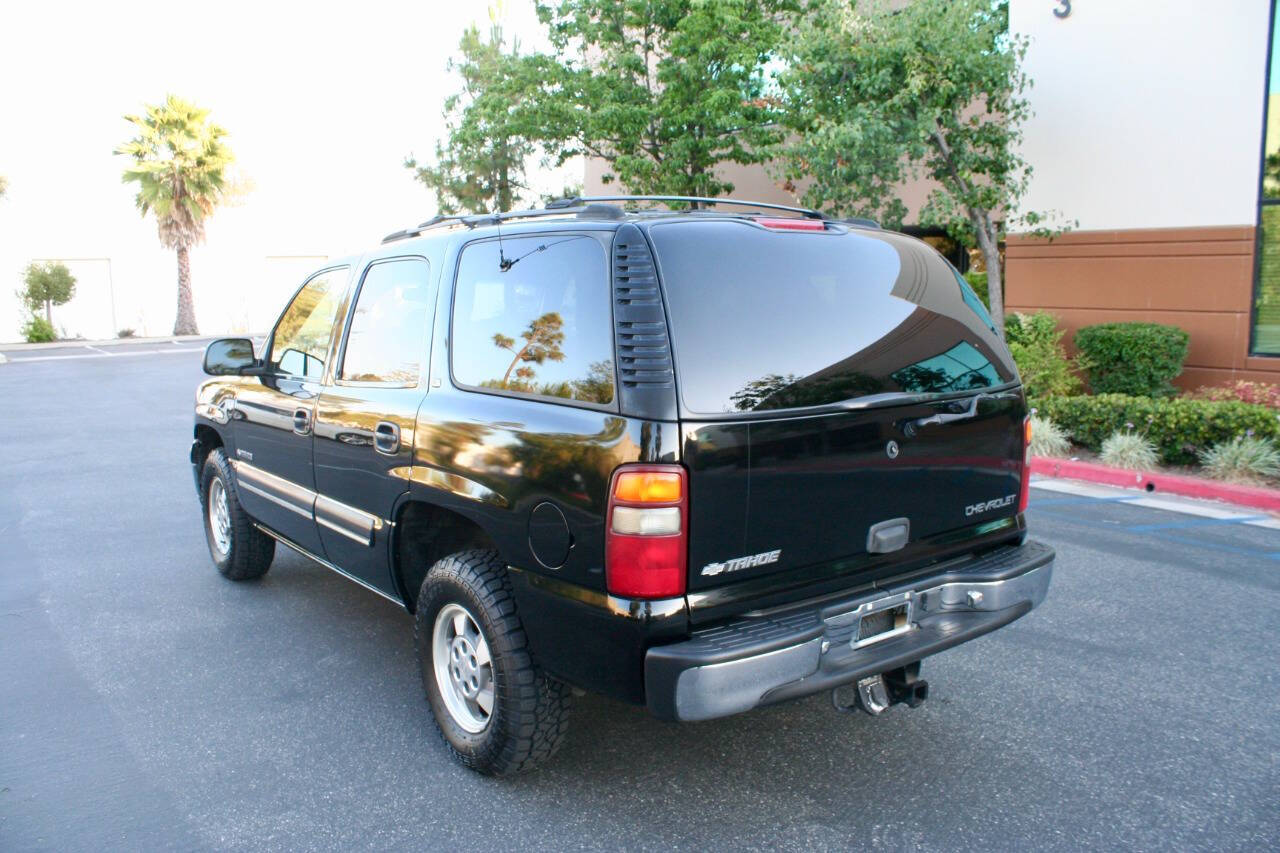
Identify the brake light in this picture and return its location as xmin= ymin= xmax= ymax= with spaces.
xmin=1018 ymin=415 xmax=1032 ymax=514
xmin=754 ymin=217 xmax=826 ymax=231
xmin=606 ymin=464 xmax=687 ymax=599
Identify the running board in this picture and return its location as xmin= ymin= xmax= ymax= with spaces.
xmin=253 ymin=523 xmax=405 ymax=609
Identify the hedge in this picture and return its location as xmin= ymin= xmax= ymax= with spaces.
xmin=1033 ymin=394 xmax=1280 ymax=465
xmin=1074 ymin=322 xmax=1189 ymax=397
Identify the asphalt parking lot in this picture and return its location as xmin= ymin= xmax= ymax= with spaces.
xmin=1 ymin=347 xmax=1277 ymax=852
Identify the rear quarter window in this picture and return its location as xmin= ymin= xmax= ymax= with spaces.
xmin=450 ymin=235 xmax=616 ymax=407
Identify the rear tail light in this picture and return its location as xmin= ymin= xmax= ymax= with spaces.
xmin=606 ymin=464 xmax=687 ymax=599
xmin=1018 ymin=415 xmax=1032 ymax=513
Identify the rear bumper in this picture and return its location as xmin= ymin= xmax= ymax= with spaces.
xmin=645 ymin=540 xmax=1054 ymax=722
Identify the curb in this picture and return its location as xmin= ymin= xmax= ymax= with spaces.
xmin=0 ymin=334 xmax=264 ymax=353
xmin=1030 ymin=456 xmax=1280 ymax=512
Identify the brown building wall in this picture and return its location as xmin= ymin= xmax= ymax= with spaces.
xmin=1005 ymin=226 xmax=1280 ymax=390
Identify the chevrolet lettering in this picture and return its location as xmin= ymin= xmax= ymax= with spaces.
xmin=965 ymin=495 xmax=1019 ymax=517
xmin=190 ymin=195 xmax=1054 ymax=775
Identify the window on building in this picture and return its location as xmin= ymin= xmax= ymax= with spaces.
xmin=1253 ymin=2 xmax=1280 ymax=354
xmin=339 ymin=258 xmax=432 ymax=384
xmin=451 ymin=235 xmax=615 ymax=406
xmin=270 ymin=267 xmax=348 ymax=379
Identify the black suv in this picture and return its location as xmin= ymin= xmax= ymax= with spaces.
xmin=192 ymin=196 xmax=1053 ymax=775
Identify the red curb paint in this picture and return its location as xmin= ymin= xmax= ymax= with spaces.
xmin=1029 ymin=457 xmax=1280 ymax=513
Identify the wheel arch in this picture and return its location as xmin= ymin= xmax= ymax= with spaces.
xmin=391 ymin=496 xmax=503 ymax=613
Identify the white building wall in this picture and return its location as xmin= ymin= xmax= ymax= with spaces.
xmin=1011 ymin=0 xmax=1270 ymax=231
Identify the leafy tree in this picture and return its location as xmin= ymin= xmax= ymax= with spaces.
xmin=116 ymin=95 xmax=233 ymax=335
xmin=493 ymin=312 xmax=566 ymax=387
xmin=406 ymin=22 xmax=537 ymax=213
xmin=0 ymin=174 xmax=8 ymax=199
xmin=1264 ymin=149 xmax=1280 ymax=199
xmin=529 ymin=0 xmax=792 ymax=196
xmin=20 ymin=261 xmax=76 ymax=327
xmin=779 ymin=0 xmax=1059 ymax=332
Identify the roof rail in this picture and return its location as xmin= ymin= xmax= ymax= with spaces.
xmin=545 ymin=194 xmax=829 ymax=220
xmin=381 ymin=204 xmax=627 ymax=244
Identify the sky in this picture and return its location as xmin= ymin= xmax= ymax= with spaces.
xmin=0 ymin=0 xmax=578 ymax=341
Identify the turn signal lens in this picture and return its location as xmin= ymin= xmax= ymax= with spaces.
xmin=613 ymin=471 xmax=682 ymax=503
xmin=1018 ymin=414 xmax=1032 ymax=514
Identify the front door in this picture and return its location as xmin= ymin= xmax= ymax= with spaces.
xmin=233 ymin=265 xmax=351 ymax=555
xmin=313 ymin=257 xmax=434 ymax=592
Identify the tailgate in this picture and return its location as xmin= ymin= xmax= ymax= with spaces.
xmin=683 ymin=394 xmax=1025 ymax=591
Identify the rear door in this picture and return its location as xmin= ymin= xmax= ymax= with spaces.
xmin=312 ymin=256 xmax=434 ymax=592
xmin=647 ymin=220 xmax=1024 ymax=593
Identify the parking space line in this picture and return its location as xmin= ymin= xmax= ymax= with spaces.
xmin=83 ymin=345 xmax=114 ymax=356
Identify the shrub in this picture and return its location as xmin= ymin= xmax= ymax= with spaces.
xmin=1198 ymin=436 xmax=1280 ymax=484
xmin=1191 ymin=381 xmax=1280 ymax=410
xmin=1003 ymin=312 xmax=1083 ymax=399
xmin=1100 ymin=429 xmax=1160 ymax=471
xmin=1073 ymin=322 xmax=1189 ymax=397
xmin=963 ymin=270 xmax=989 ymax=308
xmin=1034 ymin=393 xmax=1280 ymax=465
xmin=1028 ymin=414 xmax=1071 ymax=458
xmin=21 ymin=315 xmax=56 ymax=342
xmin=117 ymin=328 xmax=136 ymax=339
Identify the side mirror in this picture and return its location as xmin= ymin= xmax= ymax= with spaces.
xmin=203 ymin=338 xmax=259 ymax=376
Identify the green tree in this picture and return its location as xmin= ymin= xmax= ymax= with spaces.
xmin=779 ymin=0 xmax=1059 ymax=332
xmin=20 ymin=261 xmax=76 ymax=327
xmin=406 ymin=22 xmax=536 ymax=213
xmin=492 ymin=312 xmax=566 ymax=387
xmin=529 ymin=0 xmax=791 ymax=196
xmin=116 ymin=95 xmax=233 ymax=335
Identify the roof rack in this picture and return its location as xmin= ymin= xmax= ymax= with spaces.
xmin=379 ymin=196 xmax=877 ymax=245
xmin=545 ymin=194 xmax=829 ymax=220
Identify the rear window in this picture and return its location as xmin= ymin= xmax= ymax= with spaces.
xmin=649 ymin=221 xmax=1011 ymax=414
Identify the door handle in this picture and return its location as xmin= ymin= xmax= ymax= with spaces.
xmin=374 ymin=421 xmax=400 ymax=455
xmin=293 ymin=407 xmax=312 ymax=435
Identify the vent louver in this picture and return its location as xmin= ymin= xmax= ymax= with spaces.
xmin=612 ymin=224 xmax=677 ymax=420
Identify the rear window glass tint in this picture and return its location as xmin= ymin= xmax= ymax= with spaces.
xmin=649 ymin=221 xmax=1010 ymax=414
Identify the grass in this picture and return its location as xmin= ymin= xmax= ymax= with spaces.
xmin=1099 ymin=429 xmax=1159 ymax=471
xmin=1198 ymin=436 xmax=1280 ymax=484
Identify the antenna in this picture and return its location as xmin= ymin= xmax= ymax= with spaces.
xmin=495 ymin=215 xmax=513 ymax=271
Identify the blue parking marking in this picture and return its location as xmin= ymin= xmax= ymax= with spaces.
xmin=1126 ymin=516 xmax=1267 ymax=532
xmin=1149 ymin=533 xmax=1280 ymax=561
xmin=1028 ymin=495 xmax=1141 ymax=507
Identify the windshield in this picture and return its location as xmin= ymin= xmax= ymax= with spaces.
xmin=648 ymin=221 xmax=1013 ymax=414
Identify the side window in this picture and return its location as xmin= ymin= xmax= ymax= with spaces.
xmin=339 ymin=258 xmax=432 ymax=384
xmin=451 ymin=235 xmax=615 ymax=406
xmin=270 ymin=267 xmax=347 ymax=379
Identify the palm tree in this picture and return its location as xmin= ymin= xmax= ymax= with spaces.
xmin=117 ymin=96 xmax=232 ymax=335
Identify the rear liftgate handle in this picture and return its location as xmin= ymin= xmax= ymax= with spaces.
xmin=905 ymin=392 xmax=995 ymax=436
xmin=374 ymin=421 xmax=401 ymax=455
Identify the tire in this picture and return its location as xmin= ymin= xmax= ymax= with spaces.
xmin=200 ymin=447 xmax=275 ymax=581
xmin=414 ymin=550 xmax=571 ymax=775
